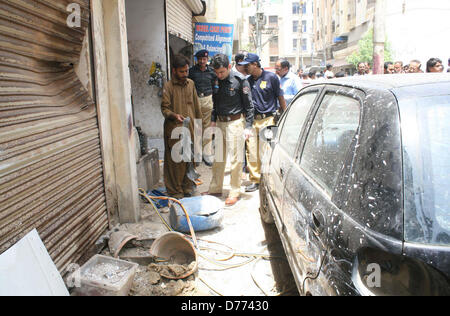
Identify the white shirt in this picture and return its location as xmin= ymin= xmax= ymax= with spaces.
xmin=279 ymin=71 xmax=302 ymax=106
xmin=325 ymin=70 xmax=335 ymax=79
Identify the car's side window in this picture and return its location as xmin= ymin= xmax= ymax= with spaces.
xmin=300 ymin=92 xmax=361 ymax=195
xmin=278 ymin=92 xmax=318 ymax=158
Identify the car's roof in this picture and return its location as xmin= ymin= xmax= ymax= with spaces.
xmin=312 ymin=73 xmax=450 ymax=90
xmin=307 ymin=73 xmax=450 ymax=99
xmin=331 ymin=73 xmax=450 ymax=88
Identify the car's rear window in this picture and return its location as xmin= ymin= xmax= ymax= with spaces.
xmin=401 ymin=95 xmax=450 ymax=246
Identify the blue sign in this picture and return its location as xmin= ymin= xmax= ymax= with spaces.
xmin=194 ymin=23 xmax=234 ymax=62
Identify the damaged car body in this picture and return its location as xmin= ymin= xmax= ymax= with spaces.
xmin=259 ymin=74 xmax=450 ymax=296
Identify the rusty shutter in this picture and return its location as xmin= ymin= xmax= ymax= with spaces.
xmin=167 ymin=0 xmax=194 ymax=43
xmin=0 ymin=0 xmax=108 ymax=273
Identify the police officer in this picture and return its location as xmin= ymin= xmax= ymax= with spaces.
xmin=189 ymin=50 xmax=217 ymax=166
xmin=204 ymin=54 xmax=254 ymax=207
xmin=239 ymin=53 xmax=287 ymax=193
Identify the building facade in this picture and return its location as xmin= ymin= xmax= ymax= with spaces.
xmin=313 ymin=0 xmax=376 ymax=73
xmin=313 ymin=0 xmax=450 ymax=74
xmin=239 ymin=0 xmax=315 ymax=71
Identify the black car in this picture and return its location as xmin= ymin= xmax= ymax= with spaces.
xmin=259 ymin=74 xmax=450 ymax=296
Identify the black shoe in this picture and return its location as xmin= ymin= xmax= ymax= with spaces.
xmin=245 ymin=183 xmax=259 ymax=193
xmin=203 ymin=156 xmax=213 ymax=167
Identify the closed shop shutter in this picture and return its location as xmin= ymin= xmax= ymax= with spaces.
xmin=167 ymin=0 xmax=194 ymax=43
xmin=0 ymin=0 xmax=108 ymax=273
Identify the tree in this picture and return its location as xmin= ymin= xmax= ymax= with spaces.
xmin=347 ymin=28 xmax=394 ymax=67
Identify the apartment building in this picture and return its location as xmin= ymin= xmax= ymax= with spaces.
xmin=282 ymin=0 xmax=315 ymax=71
xmin=240 ymin=0 xmax=315 ymax=71
xmin=314 ymin=0 xmax=450 ymax=74
xmin=313 ymin=0 xmax=375 ymax=73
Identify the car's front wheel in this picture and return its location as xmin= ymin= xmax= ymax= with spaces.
xmin=259 ymin=176 xmax=275 ymax=224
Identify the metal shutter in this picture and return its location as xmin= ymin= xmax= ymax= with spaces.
xmin=167 ymin=0 xmax=194 ymax=43
xmin=0 ymin=0 xmax=108 ymax=273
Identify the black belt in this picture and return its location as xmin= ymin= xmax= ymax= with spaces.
xmin=198 ymin=92 xmax=213 ymax=98
xmin=217 ymin=113 xmax=243 ymax=122
xmin=254 ymin=112 xmax=275 ymax=120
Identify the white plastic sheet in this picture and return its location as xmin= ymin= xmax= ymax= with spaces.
xmin=0 ymin=229 xmax=69 ymax=296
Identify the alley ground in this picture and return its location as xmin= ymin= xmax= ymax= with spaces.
xmin=112 ymin=163 xmax=299 ymax=296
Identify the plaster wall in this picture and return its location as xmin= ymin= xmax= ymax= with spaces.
xmin=125 ymin=0 xmax=168 ymax=139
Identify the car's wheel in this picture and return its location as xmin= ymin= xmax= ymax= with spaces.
xmin=259 ymin=176 xmax=275 ymax=224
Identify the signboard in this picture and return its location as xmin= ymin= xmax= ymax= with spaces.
xmin=194 ymin=23 xmax=234 ymax=62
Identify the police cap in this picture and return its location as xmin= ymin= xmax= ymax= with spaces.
xmin=195 ymin=50 xmax=209 ymax=58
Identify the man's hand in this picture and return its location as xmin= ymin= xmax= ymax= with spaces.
xmin=210 ymin=122 xmax=217 ymax=128
xmin=172 ymin=113 xmax=185 ymax=124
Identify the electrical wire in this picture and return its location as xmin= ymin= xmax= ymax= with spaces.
xmin=139 ymin=191 xmax=172 ymax=232
xmin=139 ymin=188 xmax=287 ymax=296
xmin=250 ymin=257 xmax=270 ymax=296
xmin=194 ymin=179 xmax=204 ymax=186
xmin=139 ymin=188 xmax=199 ymax=249
xmin=199 ymin=277 xmax=224 ymax=296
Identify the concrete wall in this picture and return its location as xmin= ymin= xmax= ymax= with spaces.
xmin=91 ymin=0 xmax=141 ymax=224
xmin=125 ymin=0 xmax=168 ymax=139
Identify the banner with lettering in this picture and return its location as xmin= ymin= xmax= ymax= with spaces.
xmin=194 ymin=23 xmax=234 ymax=62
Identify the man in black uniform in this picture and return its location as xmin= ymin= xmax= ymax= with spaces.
xmin=189 ymin=50 xmax=217 ymax=166
xmin=204 ymin=54 xmax=254 ymax=206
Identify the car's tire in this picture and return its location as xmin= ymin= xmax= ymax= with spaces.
xmin=259 ymin=176 xmax=275 ymax=224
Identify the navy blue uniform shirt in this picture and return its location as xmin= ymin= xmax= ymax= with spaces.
xmin=211 ymin=71 xmax=254 ymax=129
xmin=247 ymin=69 xmax=283 ymax=114
xmin=188 ymin=64 xmax=217 ymax=97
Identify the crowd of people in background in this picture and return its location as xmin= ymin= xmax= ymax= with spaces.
xmin=285 ymin=57 xmax=450 ymax=90
xmin=302 ymin=57 xmax=449 ymax=80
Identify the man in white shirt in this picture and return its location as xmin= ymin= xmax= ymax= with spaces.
xmin=324 ymin=64 xmax=335 ymax=79
xmin=232 ymin=52 xmax=250 ymax=79
xmin=275 ymin=59 xmax=302 ymax=106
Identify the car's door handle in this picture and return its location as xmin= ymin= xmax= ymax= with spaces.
xmin=310 ymin=209 xmax=326 ymax=234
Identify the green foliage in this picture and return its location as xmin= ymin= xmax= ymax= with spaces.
xmin=347 ymin=29 xmax=394 ymax=67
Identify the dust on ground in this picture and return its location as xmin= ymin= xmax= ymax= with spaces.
xmin=131 ymin=265 xmax=197 ymax=296
xmin=99 ymin=163 xmax=298 ymax=296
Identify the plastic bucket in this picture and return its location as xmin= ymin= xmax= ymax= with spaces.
xmin=150 ymin=232 xmax=198 ymax=280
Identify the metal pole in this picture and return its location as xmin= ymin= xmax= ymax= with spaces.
xmin=300 ymin=1 xmax=304 ymax=70
xmin=373 ymin=0 xmax=386 ymax=74
xmin=256 ymin=0 xmax=262 ymax=56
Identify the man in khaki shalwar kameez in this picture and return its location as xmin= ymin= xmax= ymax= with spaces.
xmin=161 ymin=55 xmax=202 ymax=199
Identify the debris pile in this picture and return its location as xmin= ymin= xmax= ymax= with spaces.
xmin=97 ymin=229 xmax=198 ymax=296
xmin=83 ymin=262 xmax=132 ymax=284
xmin=148 ymin=262 xmax=197 ymax=279
xmin=130 ymin=264 xmax=196 ymax=296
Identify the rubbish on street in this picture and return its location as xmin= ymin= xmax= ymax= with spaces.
xmin=108 ymin=231 xmax=139 ymax=258
xmin=169 ymin=196 xmax=224 ymax=233
xmin=73 ymin=255 xmax=138 ymax=296
xmin=150 ymin=232 xmax=198 ymax=280
xmin=146 ymin=189 xmax=169 ymax=208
